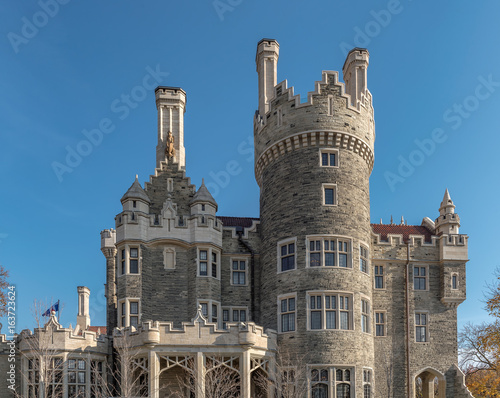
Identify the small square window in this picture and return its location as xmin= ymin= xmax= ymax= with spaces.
xmin=320 ymin=149 xmax=338 ymax=167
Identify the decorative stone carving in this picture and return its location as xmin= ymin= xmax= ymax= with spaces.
xmin=165 ymin=131 xmax=175 ymax=159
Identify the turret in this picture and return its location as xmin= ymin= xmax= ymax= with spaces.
xmin=256 ymin=39 xmax=279 ymax=117
xmin=189 ymin=179 xmax=218 ymax=217
xmin=120 ymin=175 xmax=151 ymax=214
xmin=255 ymin=39 xmax=375 ymax=394
xmin=342 ymin=48 xmax=369 ymax=109
xmin=101 ymin=229 xmax=117 ymax=334
xmin=76 ymin=286 xmax=90 ymax=331
xmin=435 ymin=189 xmax=460 ymax=235
xmin=155 ymin=87 xmax=187 ymax=169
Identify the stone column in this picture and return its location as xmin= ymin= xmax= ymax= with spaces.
xmin=149 ymin=351 xmax=159 ymax=398
xmin=196 ymin=352 xmax=205 ymax=398
xmin=241 ymin=351 xmax=251 ymax=398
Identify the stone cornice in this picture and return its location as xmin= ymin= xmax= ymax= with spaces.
xmin=255 ymin=130 xmax=374 ymax=186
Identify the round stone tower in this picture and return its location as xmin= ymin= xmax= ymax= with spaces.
xmin=255 ymin=39 xmax=376 ymax=394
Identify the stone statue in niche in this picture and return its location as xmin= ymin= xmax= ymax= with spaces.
xmin=165 ymin=131 xmax=175 ymax=159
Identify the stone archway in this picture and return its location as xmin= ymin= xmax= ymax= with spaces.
xmin=414 ymin=367 xmax=446 ymax=398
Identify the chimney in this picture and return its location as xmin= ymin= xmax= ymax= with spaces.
xmin=256 ymin=39 xmax=279 ymax=117
xmin=155 ymin=87 xmax=187 ymax=169
xmin=342 ymin=48 xmax=369 ymax=108
xmin=76 ymin=286 xmax=90 ymax=331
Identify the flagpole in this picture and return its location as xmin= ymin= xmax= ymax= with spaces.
xmin=57 ymin=300 xmax=60 ymax=323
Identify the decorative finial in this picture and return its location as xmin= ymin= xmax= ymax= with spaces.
xmin=400 ymin=216 xmax=404 ymax=225
xmin=202 ymin=178 xmax=205 ymax=186
xmin=135 ymin=174 xmax=138 ymax=181
xmin=380 ymin=218 xmax=382 ymax=225
xmin=390 ymin=215 xmax=393 ymax=225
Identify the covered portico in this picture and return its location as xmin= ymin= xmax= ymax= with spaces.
xmin=114 ymin=307 xmax=277 ymax=398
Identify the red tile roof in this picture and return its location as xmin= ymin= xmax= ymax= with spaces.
xmin=88 ymin=326 xmax=107 ymax=334
xmin=218 ymin=216 xmax=259 ymax=228
xmin=371 ymin=224 xmax=434 ymax=243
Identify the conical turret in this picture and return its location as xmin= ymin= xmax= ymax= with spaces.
xmin=121 ymin=175 xmax=150 ymax=213
xmin=435 ymin=189 xmax=460 ymax=235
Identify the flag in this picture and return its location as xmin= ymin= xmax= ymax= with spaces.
xmin=42 ymin=300 xmax=60 ymax=317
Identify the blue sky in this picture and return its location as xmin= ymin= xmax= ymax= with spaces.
xmin=1 ymin=1 xmax=500 ymax=333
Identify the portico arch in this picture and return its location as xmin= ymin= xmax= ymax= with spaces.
xmin=414 ymin=367 xmax=446 ymax=398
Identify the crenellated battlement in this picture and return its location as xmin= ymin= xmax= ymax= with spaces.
xmin=114 ymin=307 xmax=276 ymax=350
xmin=255 ymin=69 xmax=374 ymax=131
xmin=254 ymin=44 xmax=375 ymax=185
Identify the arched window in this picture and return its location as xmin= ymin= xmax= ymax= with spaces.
xmin=364 ymin=384 xmax=371 ymax=398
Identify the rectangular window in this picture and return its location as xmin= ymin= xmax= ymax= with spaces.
xmin=307 ymin=237 xmax=352 ymax=268
xmin=308 ymin=292 xmax=352 ymax=331
xmin=201 ymin=303 xmax=208 ymax=317
xmin=414 ymin=266 xmax=427 ymax=290
xmin=320 ymin=148 xmax=338 ymax=167
xmin=211 ymin=252 xmax=217 ymax=278
xmin=311 ymin=366 xmax=353 ymax=396
xmin=198 ymin=248 xmax=219 ymax=278
xmin=415 ymin=312 xmax=428 ymax=342
xmin=363 ymin=369 xmax=372 ymax=398
xmin=310 ymin=240 xmax=322 ymax=267
xmin=361 ymin=299 xmax=370 ymax=333
xmin=198 ymin=300 xmax=220 ymax=326
xmin=375 ymin=312 xmax=386 ymax=336
xmin=121 ymin=302 xmax=125 ymax=327
xmin=119 ymin=299 xmax=140 ymax=327
xmin=121 ymin=249 xmax=126 ymax=275
xmin=360 ymin=245 xmax=369 ymax=273
xmin=280 ymin=241 xmax=296 ymax=272
xmin=199 ymin=250 xmax=208 ymax=276
xmin=129 ymin=301 xmax=139 ymax=327
xmin=324 ymin=186 xmax=336 ymax=205
xmin=452 ymin=273 xmax=458 ymax=290
xmin=129 ymin=247 xmax=139 ymax=274
xmin=222 ymin=307 xmax=248 ymax=329
xmin=280 ymin=295 xmax=296 ymax=333
xmin=212 ymin=304 xmax=218 ymax=324
xmin=375 ymin=265 xmax=384 ymax=289
xmin=68 ymin=359 xmax=86 ymax=398
xmin=231 ymin=259 xmax=247 ymax=285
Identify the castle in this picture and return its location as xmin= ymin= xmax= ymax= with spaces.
xmin=3 ymin=39 xmax=474 ymax=398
